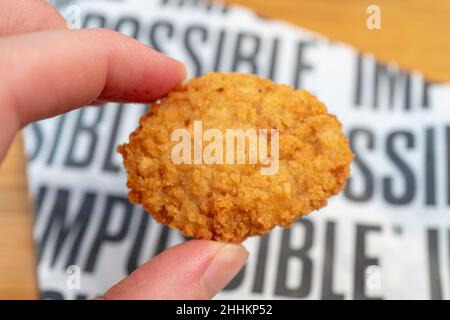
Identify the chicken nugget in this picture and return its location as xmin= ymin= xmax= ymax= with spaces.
xmin=118 ymin=72 xmax=353 ymax=242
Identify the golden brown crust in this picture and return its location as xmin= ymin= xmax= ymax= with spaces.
xmin=118 ymin=72 xmax=353 ymax=242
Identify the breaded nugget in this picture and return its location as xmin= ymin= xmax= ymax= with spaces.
xmin=118 ymin=73 xmax=353 ymax=242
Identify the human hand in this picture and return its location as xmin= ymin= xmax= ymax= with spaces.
xmin=0 ymin=0 xmax=248 ymax=299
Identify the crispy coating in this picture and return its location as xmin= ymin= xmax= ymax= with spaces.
xmin=118 ymin=73 xmax=353 ymax=242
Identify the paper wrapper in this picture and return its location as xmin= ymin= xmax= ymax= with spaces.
xmin=24 ymin=0 xmax=450 ymax=299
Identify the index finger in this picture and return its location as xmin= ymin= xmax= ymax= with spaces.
xmin=0 ymin=28 xmax=185 ymax=158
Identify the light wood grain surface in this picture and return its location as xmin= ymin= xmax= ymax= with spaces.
xmin=1 ymin=0 xmax=450 ymax=300
xmin=0 ymin=134 xmax=38 ymax=299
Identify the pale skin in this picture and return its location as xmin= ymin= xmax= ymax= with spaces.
xmin=0 ymin=0 xmax=248 ymax=299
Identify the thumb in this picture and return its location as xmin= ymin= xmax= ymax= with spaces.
xmin=99 ymin=240 xmax=248 ymax=300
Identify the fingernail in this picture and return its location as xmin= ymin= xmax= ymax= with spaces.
xmin=173 ymin=58 xmax=186 ymax=80
xmin=151 ymin=48 xmax=186 ymax=81
xmin=202 ymin=242 xmax=249 ymax=298
xmin=161 ymin=53 xmax=186 ymax=80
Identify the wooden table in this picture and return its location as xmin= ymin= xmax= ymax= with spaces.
xmin=1 ymin=0 xmax=449 ymax=300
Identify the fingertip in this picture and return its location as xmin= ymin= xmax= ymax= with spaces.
xmin=174 ymin=58 xmax=187 ymax=82
xmin=84 ymin=27 xmax=186 ymax=102
xmin=157 ymin=51 xmax=186 ymax=82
